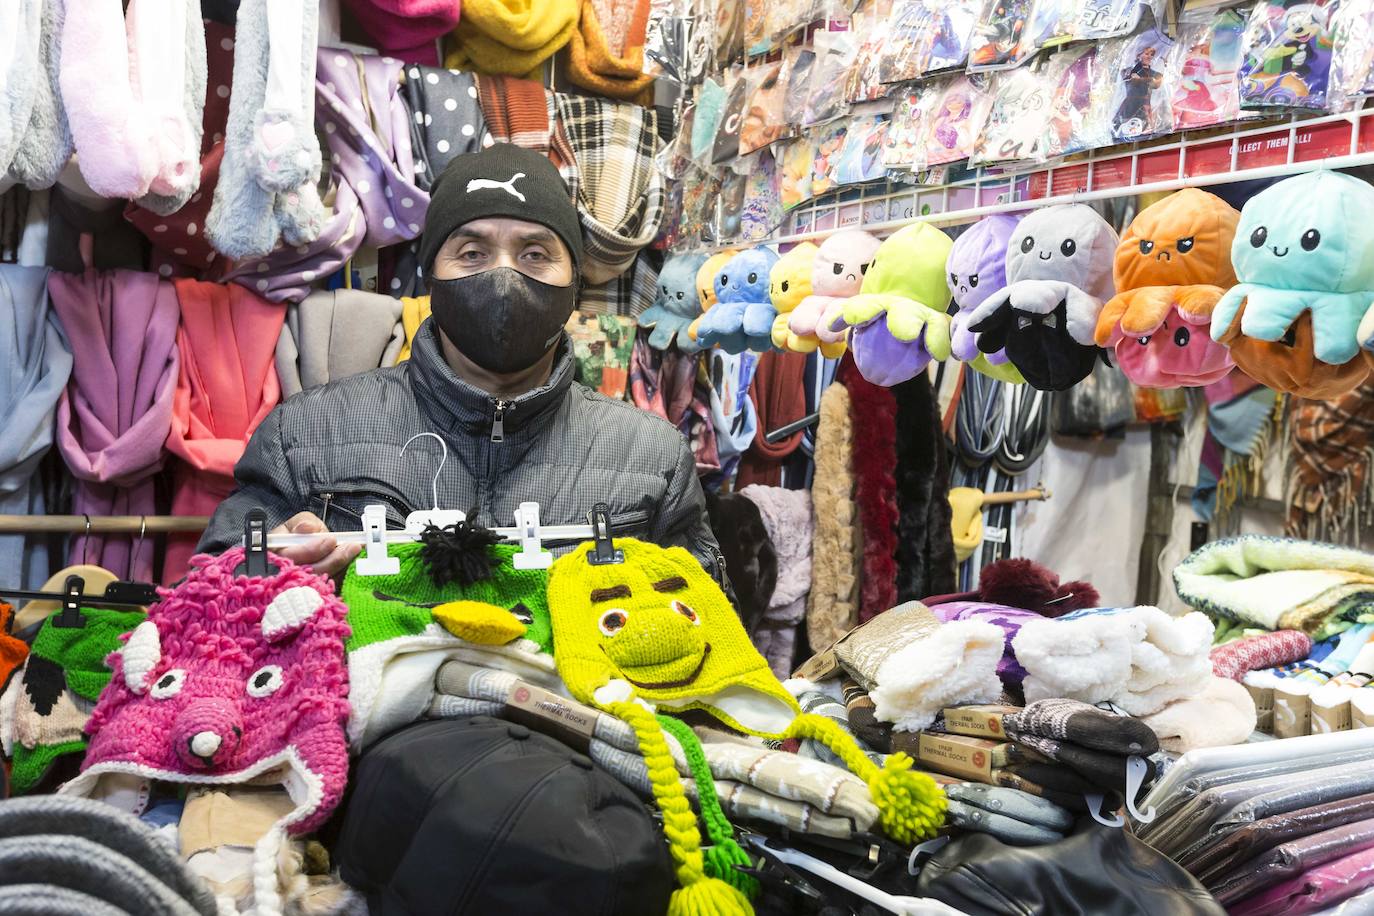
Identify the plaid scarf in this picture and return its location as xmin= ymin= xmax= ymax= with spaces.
xmin=577 ymin=248 xmax=661 ymax=317
xmin=475 ymin=75 xmax=578 ymax=194
xmin=1288 ymin=378 xmax=1374 ymax=542
xmin=553 ymin=93 xmax=664 ymax=286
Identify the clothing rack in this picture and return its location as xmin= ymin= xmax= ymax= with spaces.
xmin=0 ymin=514 xmax=211 ymax=534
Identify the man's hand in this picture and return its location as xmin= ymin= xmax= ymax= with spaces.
xmin=271 ymin=512 xmax=362 ymax=580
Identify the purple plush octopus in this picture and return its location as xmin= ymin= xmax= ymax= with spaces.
xmin=947 ymin=214 xmax=1026 ymax=384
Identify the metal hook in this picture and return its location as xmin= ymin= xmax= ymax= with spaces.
xmin=81 ymin=514 xmax=92 ymax=565
xmin=400 ymin=432 xmax=448 ymax=511
xmin=131 ymin=516 xmax=147 ymax=579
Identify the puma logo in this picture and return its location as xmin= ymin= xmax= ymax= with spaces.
xmin=466 ymin=172 xmax=527 ymax=202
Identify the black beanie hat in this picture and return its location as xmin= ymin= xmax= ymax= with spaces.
xmin=419 ymin=144 xmax=584 ymax=277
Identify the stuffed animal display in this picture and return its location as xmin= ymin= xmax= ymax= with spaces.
xmin=687 ymin=249 xmax=736 ymax=346
xmin=547 ymin=541 xmax=947 ymax=890
xmin=1095 ymin=189 xmax=1239 ymax=388
xmin=968 ymin=204 xmax=1119 ymax=391
xmin=638 ymin=253 xmax=710 ymax=352
xmin=788 ymin=229 xmax=882 ymax=358
xmin=1213 ymin=170 xmax=1374 ymax=398
xmin=946 ymin=214 xmax=1026 ymax=384
xmin=840 ymin=223 xmax=955 ymax=386
xmin=696 ymin=247 xmax=780 ymax=354
xmin=769 ymin=242 xmax=819 ymax=351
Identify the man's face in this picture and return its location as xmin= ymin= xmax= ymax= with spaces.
xmin=432 ymin=217 xmax=574 ymax=286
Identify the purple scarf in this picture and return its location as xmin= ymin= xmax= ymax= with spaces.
xmin=49 ymin=269 xmax=180 ymax=581
xmin=930 ymin=600 xmax=1040 ymax=688
xmin=226 ymin=50 xmax=429 ymax=302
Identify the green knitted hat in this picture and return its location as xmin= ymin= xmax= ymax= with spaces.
xmin=5 ymin=607 xmax=144 ymax=794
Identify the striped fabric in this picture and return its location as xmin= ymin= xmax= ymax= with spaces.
xmin=475 ymin=74 xmax=579 ymax=196
xmin=554 ymin=93 xmax=664 ymax=287
xmin=577 ymin=248 xmax=661 ymax=317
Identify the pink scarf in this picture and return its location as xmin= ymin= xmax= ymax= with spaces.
xmin=163 ymin=279 xmax=283 ymax=581
xmin=49 ymin=269 xmax=181 ymax=581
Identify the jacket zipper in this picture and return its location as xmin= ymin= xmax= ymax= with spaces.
xmin=490 ymin=399 xmax=512 ymax=443
xmin=314 ymin=490 xmax=413 ymax=524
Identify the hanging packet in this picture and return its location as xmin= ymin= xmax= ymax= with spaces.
xmin=1330 ymin=1 xmax=1374 ymax=106
xmin=1023 ymin=0 xmax=1078 ymax=52
xmin=1237 ymin=0 xmax=1338 ymax=111
xmin=880 ymin=0 xmax=937 ymax=84
xmin=716 ymin=0 xmax=745 ymax=68
xmin=692 ymin=78 xmax=727 ymax=162
xmin=834 ymin=115 xmax=890 ymax=184
xmin=712 ymin=72 xmax=750 ymax=166
xmin=745 ymin=0 xmax=770 ymax=55
xmin=926 ymin=0 xmax=982 ymax=73
xmin=717 ymin=169 xmax=748 ymax=241
xmin=973 ymin=63 xmax=1058 ymax=166
xmin=809 ymin=121 xmax=848 ymax=195
xmin=741 ymin=148 xmax=785 ymax=240
xmin=883 ymin=86 xmax=938 ymax=167
xmin=740 ymin=61 xmax=792 ymax=154
xmin=968 ymin=0 xmax=1033 ymax=70
xmin=783 ymin=47 xmax=816 ymax=124
xmin=1076 ymin=0 xmax=1163 ymax=40
xmin=921 ymin=74 xmax=997 ymax=167
xmin=781 ymin=135 xmax=816 ymax=208
xmin=848 ymin=0 xmax=895 ymax=101
xmin=1109 ymin=27 xmax=1174 ymax=141
xmin=1169 ymin=10 xmax=1248 ymax=129
xmin=804 ymin=27 xmax=858 ymax=125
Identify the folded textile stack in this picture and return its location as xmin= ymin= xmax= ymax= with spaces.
xmin=429 ymin=659 xmax=881 ymax=839
xmin=928 ymin=601 xmax=1042 ymax=692
xmin=1175 ymin=536 xmax=1374 ymax=637
xmin=1012 ymin=605 xmax=1215 ymax=716
xmin=942 ymin=783 xmax=1075 ymax=847
xmin=997 ymin=699 xmax=1162 ymax=799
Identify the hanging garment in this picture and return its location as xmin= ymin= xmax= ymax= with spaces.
xmin=842 ymin=357 xmax=899 ymax=623
xmin=0 ymin=0 xmax=42 ymax=180
xmin=893 ymin=372 xmax=956 ymax=602
xmin=705 ymin=349 xmax=758 ymax=485
xmin=808 ymin=380 xmax=861 ymax=651
xmin=628 ymin=331 xmax=719 ymax=474
xmin=475 ymin=75 xmax=578 ymax=192
xmin=163 ymin=280 xmax=283 ymax=583
xmin=740 ymin=485 xmax=812 ymax=678
xmin=343 ymin=0 xmax=461 ymax=66
xmin=704 ymin=490 xmax=777 ymax=636
xmin=6 ymin=0 xmax=73 ymax=190
xmin=395 ymin=295 xmax=432 ymax=362
xmin=1288 ymin=378 xmax=1374 ymax=543
xmin=0 ymin=265 xmax=71 ymax=588
xmin=738 ymin=349 xmax=807 ymax=488
xmin=553 ymin=94 xmax=663 ymax=285
xmin=402 ymin=64 xmax=489 ymax=192
xmin=444 ymin=0 xmax=578 ymax=79
xmin=47 ymin=186 xmax=148 ymax=275
xmin=565 ymin=0 xmax=654 ymax=103
xmin=48 ymin=269 xmax=180 ymax=582
xmin=577 ymin=247 xmax=661 ymax=317
xmin=274 ymin=289 xmax=405 ymax=398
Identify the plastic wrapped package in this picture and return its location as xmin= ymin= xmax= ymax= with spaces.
xmin=741 ymin=149 xmax=784 ymax=241
xmin=1109 ymin=27 xmax=1175 ymax=142
xmin=809 ymin=121 xmax=848 ymax=196
xmin=1211 ymin=818 xmax=1374 ymax=906
xmin=740 ymin=61 xmax=792 ymax=155
xmin=1191 ymin=792 xmax=1374 ymax=887
xmin=781 ymin=134 xmax=816 ymax=209
xmin=883 ymin=86 xmax=939 ymax=167
xmin=833 ymin=115 xmax=889 ymax=185
xmin=1023 ymin=0 xmax=1079 ymax=51
xmin=711 ymin=71 xmax=749 ymax=165
xmin=745 ymin=0 xmax=769 ymax=54
xmin=783 ymin=47 xmax=816 ymax=124
xmin=715 ymin=0 xmax=745 ymax=67
xmin=926 ymin=0 xmax=981 ymax=72
xmin=691 ymin=78 xmax=727 ymax=162
xmin=1169 ymin=10 xmax=1249 ymax=129
xmin=879 ymin=0 xmax=938 ymax=84
xmin=1077 ymin=0 xmax=1166 ymax=40
xmin=1231 ymin=844 xmax=1374 ymax=916
xmin=968 ymin=0 xmax=1033 ymax=70
xmin=973 ymin=62 xmax=1060 ymax=166
xmin=847 ymin=0 xmax=894 ymax=102
xmin=1041 ymin=42 xmax=1119 ymax=159
xmin=1330 ymin=2 xmax=1374 ymax=106
xmin=716 ymin=169 xmax=748 ymax=242
xmin=921 ymin=74 xmax=997 ymax=167
xmin=1238 ymin=0 xmax=1338 ymax=111
xmin=804 ymin=27 xmax=858 ymax=125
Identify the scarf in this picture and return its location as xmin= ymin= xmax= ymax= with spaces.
xmin=740 ymin=484 xmax=813 ymax=678
xmin=807 ymin=381 xmax=861 ymax=651
xmin=475 ymin=75 xmax=578 ymax=192
xmin=1288 ymin=378 xmax=1374 ymax=543
xmin=893 ymin=372 xmax=956 ymax=602
xmin=628 ymin=332 xmax=719 ymax=474
xmin=842 ymin=357 xmax=898 ymax=622
xmin=49 ymin=269 xmax=180 ymax=582
xmin=553 ymin=94 xmax=663 ymax=286
xmin=705 ymin=349 xmax=758 ymax=486
xmin=402 ymin=65 xmax=488 ymax=192
xmin=6 ymin=0 xmax=72 ymax=190
xmin=578 ymin=248 xmax=662 ymax=317
xmin=163 ymin=279 xmax=283 ymax=582
xmin=342 ymin=0 xmax=460 ymax=66
xmin=737 ymin=349 xmax=807 ymax=488
xmin=395 ymin=296 xmax=431 ymax=363
xmin=0 ymin=265 xmax=70 ymax=588
xmin=275 ymin=289 xmax=405 ymax=397
xmin=566 ymin=0 xmax=654 ymax=103
xmin=444 ymin=0 xmax=578 ymax=79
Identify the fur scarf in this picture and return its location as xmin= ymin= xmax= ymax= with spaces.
xmin=807 ymin=382 xmax=861 ymax=651
xmin=893 ymin=372 xmax=956 ymax=603
xmin=842 ymin=358 xmax=899 ymax=622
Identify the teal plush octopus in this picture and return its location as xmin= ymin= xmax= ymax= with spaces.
xmin=1211 ymin=171 xmax=1374 ymax=368
xmin=638 ymin=253 xmax=709 ymax=352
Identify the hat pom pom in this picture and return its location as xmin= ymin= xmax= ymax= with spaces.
xmin=704 ymin=839 xmax=758 ymax=899
xmin=419 ymin=518 xmax=502 ymax=587
xmin=867 ymin=752 xmax=948 ymax=844
xmin=667 ymin=876 xmax=753 ymax=916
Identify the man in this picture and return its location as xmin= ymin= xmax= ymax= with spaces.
xmin=199 ymin=145 xmax=725 ymax=583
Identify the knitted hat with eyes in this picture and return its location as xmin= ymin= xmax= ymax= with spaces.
xmin=548 ymin=539 xmax=946 ymax=853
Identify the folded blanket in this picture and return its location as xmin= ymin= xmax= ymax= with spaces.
xmin=1012 ymin=606 xmax=1214 ymax=716
xmin=430 ymin=659 xmax=880 ymax=838
xmin=834 ymin=601 xmax=1003 ymax=731
xmin=1212 ymin=630 xmax=1315 ymax=681
xmin=1175 ymin=536 xmax=1374 ymax=634
xmin=1140 ymin=676 xmax=1257 ymax=753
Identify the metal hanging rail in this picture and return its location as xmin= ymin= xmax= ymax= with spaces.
xmin=746 ymin=107 xmax=1374 ymax=248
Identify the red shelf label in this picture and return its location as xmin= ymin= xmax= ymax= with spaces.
xmin=1092 ymin=157 xmax=1133 ymax=190
xmin=1049 ymin=163 xmax=1090 ymax=195
xmin=1137 ymin=149 xmax=1181 ymax=183
xmin=1295 ymin=120 xmax=1352 ymax=162
xmin=1185 ymin=140 xmax=1233 ymax=177
xmin=1235 ymin=129 xmax=1291 ymax=169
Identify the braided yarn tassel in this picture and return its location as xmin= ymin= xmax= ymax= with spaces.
xmin=657 ymin=714 xmax=758 ymax=900
xmin=785 ymin=713 xmax=947 ymax=844
xmin=610 ymin=701 xmax=753 ymax=916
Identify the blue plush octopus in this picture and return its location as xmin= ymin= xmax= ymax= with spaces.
xmin=696 ymin=247 xmax=780 ymax=354
xmin=1212 ymin=171 xmax=1374 ymax=375
xmin=638 ymin=253 xmax=709 ymax=352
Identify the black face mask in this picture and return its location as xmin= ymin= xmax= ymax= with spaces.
xmin=429 ymin=267 xmax=577 ymax=374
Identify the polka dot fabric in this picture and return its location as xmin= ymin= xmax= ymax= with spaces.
xmin=401 ymin=65 xmax=490 ymax=191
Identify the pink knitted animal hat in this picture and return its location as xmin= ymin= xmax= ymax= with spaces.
xmin=62 ymin=548 xmax=351 ymax=915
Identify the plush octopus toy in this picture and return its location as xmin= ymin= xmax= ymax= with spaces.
xmin=696 ymin=247 xmax=781 ymax=353
xmin=686 ymin=250 xmax=736 ymax=347
xmin=946 ymin=214 xmax=1026 ymax=385
xmin=787 ymin=229 xmax=882 ymax=358
xmin=1212 ymin=171 xmax=1374 ymax=399
xmin=838 ymin=222 xmax=954 ymax=387
xmin=769 ymin=242 xmax=819 ymax=351
xmin=638 ymin=253 xmax=710 ymax=352
xmin=1095 ymin=189 xmax=1239 ymax=389
xmin=967 ymin=204 xmax=1119 ymax=391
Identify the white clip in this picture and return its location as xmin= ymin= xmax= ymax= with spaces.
xmin=1085 ymin=793 xmax=1125 ymax=828
xmin=1124 ymin=755 xmax=1157 ymax=823
xmin=512 ymin=502 xmax=552 ymax=569
xmin=355 ymin=505 xmax=400 ymax=576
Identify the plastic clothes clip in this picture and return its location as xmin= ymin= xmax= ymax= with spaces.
xmin=512 ymin=502 xmax=553 ymax=569
xmin=356 ymin=505 xmax=400 ymax=576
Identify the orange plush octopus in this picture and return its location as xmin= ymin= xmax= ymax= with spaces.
xmin=1094 ymin=189 xmax=1239 ymax=388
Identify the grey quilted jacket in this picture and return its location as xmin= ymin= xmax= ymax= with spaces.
xmin=199 ymin=320 xmax=726 ymax=581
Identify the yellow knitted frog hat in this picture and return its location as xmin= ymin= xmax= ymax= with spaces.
xmin=548 ymin=539 xmax=947 ymax=846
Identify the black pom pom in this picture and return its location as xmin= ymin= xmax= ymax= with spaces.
xmin=418 ymin=516 xmax=502 ymax=587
